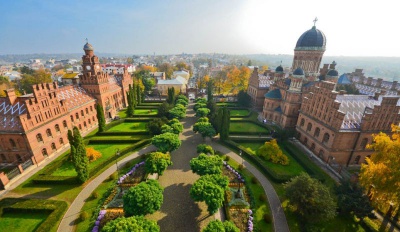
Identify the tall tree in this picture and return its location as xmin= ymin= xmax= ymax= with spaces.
xmin=157 ymin=63 xmax=174 ymax=78
xmin=151 ymin=132 xmax=181 ymax=153
xmin=220 ymin=107 xmax=230 ymax=140
xmin=284 ymin=173 xmax=337 ymax=224
xmin=190 ymin=154 xmax=223 ymax=176
xmin=123 ymin=180 xmax=164 ymax=216
xmin=126 ymin=84 xmax=134 ymax=117
xmin=359 ymin=125 xmax=400 ymax=208
xmin=72 ymin=127 xmax=89 ymax=183
xmin=67 ymin=129 xmax=75 ymax=162
xmin=96 ymin=103 xmax=106 ymax=132
xmin=207 ymin=79 xmax=213 ymax=103
xmin=167 ymin=87 xmax=175 ymax=105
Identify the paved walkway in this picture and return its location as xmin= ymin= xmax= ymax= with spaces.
xmin=58 ymin=103 xmax=289 ymax=232
xmin=57 ymin=145 xmax=156 ymax=232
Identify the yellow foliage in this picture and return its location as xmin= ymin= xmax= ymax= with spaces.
xmin=223 ymin=65 xmax=251 ymax=94
xmin=141 ymin=65 xmax=157 ymax=72
xmin=86 ymin=147 xmax=102 ymax=162
xmin=257 ymin=139 xmax=289 ymax=165
xmin=359 ymin=124 xmax=400 ymax=208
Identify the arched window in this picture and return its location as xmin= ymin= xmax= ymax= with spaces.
xmin=63 ymin=120 xmax=68 ymax=128
xmin=79 ymin=124 xmax=82 ymax=130
xmin=0 ymin=154 xmax=6 ymax=162
xmin=16 ymin=154 xmax=23 ymax=163
xmin=88 ymin=119 xmax=91 ymax=124
xmin=84 ymin=122 xmax=87 ymax=128
xmin=90 ymin=106 xmax=93 ymax=112
xmin=360 ymin=138 xmax=368 ymax=149
xmin=323 ymin=133 xmax=330 ymax=144
xmin=46 ymin=129 xmax=52 ymax=137
xmin=59 ymin=138 xmax=64 ymax=145
xmin=318 ymin=149 xmax=324 ymax=159
xmin=314 ymin=127 xmax=320 ymax=137
xmin=354 ymin=155 xmax=361 ymax=164
xmin=81 ymin=110 xmax=84 ymax=116
xmin=70 ymin=115 xmax=74 ymax=122
xmin=51 ymin=143 xmax=56 ymax=151
xmin=75 ymin=113 xmax=79 ymax=119
xmin=55 ymin=124 xmax=60 ymax=132
xmin=310 ymin=143 xmax=315 ymax=151
xmin=42 ymin=148 xmax=48 ymax=157
xmin=303 ymin=137 xmax=308 ymax=145
xmin=86 ymin=108 xmax=89 ymax=114
xmin=36 ymin=134 xmax=43 ymax=143
xmin=10 ymin=139 xmax=16 ymax=149
xmin=307 ymin=123 xmax=312 ymax=132
xmin=300 ymin=118 xmax=305 ymax=127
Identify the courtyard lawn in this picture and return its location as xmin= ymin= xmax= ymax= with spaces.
xmin=216 ymin=102 xmax=238 ymax=107
xmin=230 ymin=109 xmax=250 ymax=117
xmin=117 ymin=110 xmax=127 ymax=118
xmin=230 ymin=121 xmax=269 ymax=133
xmin=90 ymin=135 xmax=150 ymax=141
xmin=51 ymin=144 xmax=132 ymax=177
xmin=134 ymin=109 xmax=158 ymax=115
xmin=0 ymin=211 xmax=50 ymax=232
xmin=106 ymin=122 xmax=148 ymax=132
xmin=237 ymin=142 xmax=306 ymax=177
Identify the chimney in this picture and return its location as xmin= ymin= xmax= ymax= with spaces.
xmin=5 ymin=88 xmax=17 ymax=104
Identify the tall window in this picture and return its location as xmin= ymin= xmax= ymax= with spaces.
xmin=36 ymin=134 xmax=43 ymax=142
xmin=354 ymin=155 xmax=361 ymax=164
xmin=51 ymin=143 xmax=56 ymax=151
xmin=10 ymin=139 xmax=16 ymax=149
xmin=300 ymin=118 xmax=305 ymax=127
xmin=63 ymin=120 xmax=68 ymax=128
xmin=81 ymin=110 xmax=84 ymax=116
xmin=59 ymin=138 xmax=64 ymax=145
xmin=360 ymin=138 xmax=368 ymax=149
xmin=55 ymin=124 xmax=60 ymax=132
xmin=314 ymin=127 xmax=320 ymax=137
xmin=307 ymin=123 xmax=312 ymax=132
xmin=323 ymin=133 xmax=330 ymax=144
xmin=75 ymin=113 xmax=79 ymax=119
xmin=42 ymin=148 xmax=48 ymax=157
xmin=86 ymin=108 xmax=89 ymax=114
xmin=70 ymin=115 xmax=74 ymax=122
xmin=46 ymin=129 xmax=52 ymax=137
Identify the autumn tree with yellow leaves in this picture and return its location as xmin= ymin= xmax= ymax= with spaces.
xmin=359 ymin=125 xmax=400 ymax=210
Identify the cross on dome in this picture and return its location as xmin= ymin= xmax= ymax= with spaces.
xmin=313 ymin=17 xmax=318 ymax=27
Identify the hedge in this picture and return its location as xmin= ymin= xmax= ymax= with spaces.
xmin=130 ymin=114 xmax=159 ymax=118
xmin=88 ymin=139 xmax=142 ymax=144
xmin=231 ymin=138 xmax=272 ymax=143
xmin=0 ymin=198 xmax=68 ymax=232
xmin=96 ymin=131 xmax=150 ymax=136
xmin=135 ymin=106 xmax=160 ymax=109
xmin=230 ymin=131 xmax=271 ymax=136
xmin=221 ymin=140 xmax=292 ymax=183
xmin=124 ymin=118 xmax=153 ymax=122
xmin=142 ymin=100 xmax=163 ymax=104
xmin=32 ymin=175 xmax=79 ymax=185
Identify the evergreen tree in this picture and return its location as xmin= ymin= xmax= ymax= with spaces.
xmin=167 ymin=87 xmax=175 ymax=105
xmin=220 ymin=107 xmax=230 ymax=140
xmin=207 ymin=80 xmax=213 ymax=103
xmin=72 ymin=127 xmax=89 ymax=183
xmin=67 ymin=129 xmax=75 ymax=162
xmin=96 ymin=103 xmax=106 ymax=132
xmin=126 ymin=84 xmax=134 ymax=117
xmin=136 ymin=80 xmax=142 ymax=105
xmin=215 ymin=108 xmax=224 ymax=133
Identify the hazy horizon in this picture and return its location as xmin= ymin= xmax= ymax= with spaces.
xmin=1 ymin=0 xmax=400 ymax=57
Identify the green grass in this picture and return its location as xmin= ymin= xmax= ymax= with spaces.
xmin=134 ymin=109 xmax=158 ymax=115
xmin=230 ymin=109 xmax=250 ymax=117
xmin=230 ymin=122 xmax=269 ymax=133
xmin=226 ymin=158 xmax=273 ymax=232
xmin=238 ymin=142 xmax=264 ymax=153
xmin=118 ymin=110 xmax=127 ymax=118
xmin=231 ymin=111 xmax=259 ymax=122
xmin=90 ymin=135 xmax=150 ymax=141
xmin=107 ymin=122 xmax=148 ymax=132
xmin=0 ymin=211 xmax=50 ymax=232
xmin=51 ymin=144 xmax=132 ymax=177
xmin=216 ymin=102 xmax=238 ymax=107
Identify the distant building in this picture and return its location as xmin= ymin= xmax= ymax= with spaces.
xmin=157 ymin=76 xmax=187 ymax=95
xmin=101 ymin=64 xmax=135 ymax=74
xmin=172 ymin=70 xmax=190 ymax=80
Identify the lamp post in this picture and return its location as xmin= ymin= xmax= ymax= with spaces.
xmin=239 ymin=150 xmax=243 ymax=165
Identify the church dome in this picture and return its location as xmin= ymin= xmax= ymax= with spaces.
xmin=293 ymin=67 xmax=305 ymax=76
xmin=275 ymin=65 xmax=284 ymax=73
xmin=327 ymin=69 xmax=338 ymax=77
xmin=295 ymin=26 xmax=326 ymax=51
xmin=83 ymin=42 xmax=94 ymax=51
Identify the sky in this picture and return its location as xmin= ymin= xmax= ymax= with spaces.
xmin=1 ymin=0 xmax=400 ymax=56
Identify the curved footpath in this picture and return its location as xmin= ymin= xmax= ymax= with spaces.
xmin=58 ymin=103 xmax=289 ymax=232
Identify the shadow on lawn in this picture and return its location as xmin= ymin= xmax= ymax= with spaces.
xmin=157 ymin=183 xmax=203 ymax=232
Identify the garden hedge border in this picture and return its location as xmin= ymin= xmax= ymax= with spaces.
xmin=124 ymin=118 xmax=153 ymax=122
xmin=231 ymin=137 xmax=272 ymax=142
xmin=135 ymin=106 xmax=159 ymax=109
xmin=96 ymin=131 xmax=150 ymax=136
xmin=0 ymin=198 xmax=68 ymax=232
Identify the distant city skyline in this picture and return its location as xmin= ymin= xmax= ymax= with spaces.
xmin=1 ymin=0 xmax=399 ymax=56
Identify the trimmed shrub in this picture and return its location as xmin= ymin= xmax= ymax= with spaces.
xmin=259 ymin=194 xmax=267 ymax=202
xmin=80 ymin=211 xmax=89 ymax=221
xmin=264 ymin=213 xmax=272 ymax=223
xmin=91 ymin=191 xmax=99 ymax=199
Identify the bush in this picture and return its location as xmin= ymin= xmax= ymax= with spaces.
xmin=251 ymin=176 xmax=258 ymax=184
xmin=196 ymin=144 xmax=214 ymax=155
xmin=91 ymin=191 xmax=99 ymax=199
xmin=225 ymin=156 xmax=230 ymax=161
xmin=264 ymin=213 xmax=272 ymax=223
xmin=257 ymin=139 xmax=289 ymax=165
xmin=80 ymin=211 xmax=89 ymax=221
xmin=86 ymin=147 xmax=102 ymax=162
xmin=238 ymin=164 xmax=244 ymax=171
xmin=109 ymin=172 xmax=118 ymax=181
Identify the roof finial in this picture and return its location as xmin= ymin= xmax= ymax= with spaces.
xmin=85 ymin=38 xmax=88 ymax=43
xmin=313 ymin=17 xmax=318 ymax=27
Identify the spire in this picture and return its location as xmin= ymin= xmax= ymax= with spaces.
xmin=313 ymin=17 xmax=318 ymax=29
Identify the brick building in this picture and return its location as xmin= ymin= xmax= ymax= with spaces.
xmin=0 ymin=42 xmax=132 ymax=165
xmin=250 ymin=21 xmax=400 ymax=166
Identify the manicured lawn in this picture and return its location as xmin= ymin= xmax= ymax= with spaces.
xmin=89 ymin=135 xmax=150 ymax=141
xmin=0 ymin=211 xmax=50 ymax=232
xmin=107 ymin=122 xmax=148 ymax=132
xmin=230 ymin=122 xmax=269 ymax=133
xmin=51 ymin=144 xmax=132 ymax=176
xmin=230 ymin=109 xmax=250 ymax=117
xmin=216 ymin=102 xmax=238 ymax=107
xmin=237 ymin=142 xmax=306 ymax=177
xmin=226 ymin=158 xmax=273 ymax=232
xmin=118 ymin=110 xmax=127 ymax=118
xmin=134 ymin=109 xmax=158 ymax=115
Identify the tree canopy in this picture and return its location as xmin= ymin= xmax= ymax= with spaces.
xmin=147 ymin=117 xmax=168 ymax=136
xmin=102 ymin=216 xmax=159 ymax=232
xmin=203 ymin=220 xmax=239 ymax=232
xmin=151 ymin=132 xmax=181 ymax=153
xmin=193 ymin=121 xmax=216 ymax=139
xmin=168 ymin=104 xmax=186 ymax=119
xmin=145 ymin=152 xmax=173 ymax=176
xmin=257 ymin=139 xmax=289 ymax=165
xmin=196 ymin=144 xmax=214 ymax=155
xmin=284 ymin=173 xmax=336 ymax=224
xmin=19 ymin=68 xmax=52 ymax=93
xmin=123 ymin=180 xmax=164 ymax=216
xmin=190 ymin=174 xmax=228 ymax=215
xmin=190 ymin=153 xmax=223 ymax=176
xmin=196 ymin=108 xmax=210 ymax=117
xmin=359 ymin=125 xmax=400 ymax=208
